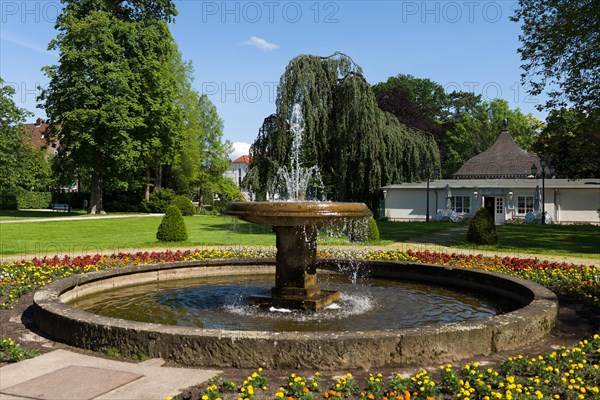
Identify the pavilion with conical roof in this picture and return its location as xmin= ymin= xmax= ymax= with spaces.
xmin=453 ymin=126 xmax=541 ymax=180
xmin=380 ymin=123 xmax=599 ymax=225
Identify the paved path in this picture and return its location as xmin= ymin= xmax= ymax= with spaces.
xmin=0 ymin=350 xmax=219 ymax=400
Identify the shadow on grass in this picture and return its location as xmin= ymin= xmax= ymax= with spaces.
xmin=0 ymin=210 xmax=87 ymax=220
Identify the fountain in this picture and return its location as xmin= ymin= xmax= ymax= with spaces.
xmin=31 ymin=104 xmax=559 ymax=369
xmin=224 ymin=103 xmax=371 ymax=311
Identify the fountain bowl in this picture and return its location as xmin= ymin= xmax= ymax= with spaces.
xmin=33 ymin=259 xmax=558 ymax=370
xmin=223 ymin=201 xmax=372 ymax=227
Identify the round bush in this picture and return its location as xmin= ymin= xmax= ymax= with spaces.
xmin=171 ymin=195 xmax=195 ymax=216
xmin=368 ymin=217 xmax=380 ymax=241
xmin=156 ymin=205 xmax=188 ymax=242
xmin=349 ymin=217 xmax=379 ymax=242
xmin=467 ymin=207 xmax=499 ymax=245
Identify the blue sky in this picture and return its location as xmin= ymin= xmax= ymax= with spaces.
xmin=1 ymin=1 xmax=545 ymax=158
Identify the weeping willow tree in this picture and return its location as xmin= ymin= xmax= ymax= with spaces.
xmin=247 ymin=52 xmax=439 ymax=209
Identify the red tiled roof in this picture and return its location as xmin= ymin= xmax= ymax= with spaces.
xmin=232 ymin=155 xmax=251 ymax=164
xmin=24 ymin=119 xmax=50 ymax=147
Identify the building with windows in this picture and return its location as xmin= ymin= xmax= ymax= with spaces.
xmin=381 ymin=127 xmax=600 ymax=224
xmin=223 ymin=155 xmax=252 ymax=200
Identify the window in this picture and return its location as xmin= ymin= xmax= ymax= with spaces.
xmin=517 ymin=196 xmax=534 ymax=215
xmin=451 ymin=196 xmax=471 ymax=214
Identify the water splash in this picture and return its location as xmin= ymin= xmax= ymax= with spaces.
xmin=271 ymin=103 xmax=325 ymax=201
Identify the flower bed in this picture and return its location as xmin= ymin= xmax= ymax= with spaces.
xmin=1 ymin=248 xmax=599 ymax=398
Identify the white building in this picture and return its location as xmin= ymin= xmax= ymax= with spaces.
xmin=381 ymin=127 xmax=600 ymax=225
xmin=382 ymin=179 xmax=600 ymax=225
xmin=223 ymin=155 xmax=252 ymax=200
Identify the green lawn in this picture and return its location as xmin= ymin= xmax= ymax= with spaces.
xmin=478 ymin=223 xmax=600 ymax=257
xmin=1 ymin=215 xmax=598 ymax=259
xmin=0 ymin=216 xmax=276 ymax=256
xmin=377 ymin=220 xmax=459 ymax=242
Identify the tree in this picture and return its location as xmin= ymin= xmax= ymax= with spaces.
xmin=372 ymin=78 xmax=444 ymax=146
xmin=40 ymin=0 xmax=178 ymax=214
xmin=534 ymin=108 xmax=600 ymax=178
xmin=0 ymin=78 xmax=52 ymax=191
xmin=1 ymin=78 xmax=32 ymax=191
xmin=248 ymin=53 xmax=439 ymax=208
xmin=511 ymin=0 xmax=600 ymax=111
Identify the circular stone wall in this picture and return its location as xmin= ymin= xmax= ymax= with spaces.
xmin=33 ymin=259 xmax=558 ymax=370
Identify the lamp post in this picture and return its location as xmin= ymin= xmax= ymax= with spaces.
xmin=531 ymin=158 xmax=556 ymax=225
xmin=420 ymin=159 xmax=440 ymax=222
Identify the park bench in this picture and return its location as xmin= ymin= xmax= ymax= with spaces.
xmin=51 ymin=203 xmax=70 ymax=212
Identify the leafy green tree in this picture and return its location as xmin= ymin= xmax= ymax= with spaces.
xmin=534 ymin=108 xmax=600 ymax=178
xmin=1 ymin=79 xmax=32 ymax=191
xmin=0 ymin=78 xmax=53 ymax=191
xmin=511 ymin=0 xmax=600 ymax=111
xmin=249 ymin=53 xmax=439 ymax=209
xmin=40 ymin=0 xmax=178 ymax=214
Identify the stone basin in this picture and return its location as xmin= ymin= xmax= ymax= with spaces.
xmin=223 ymin=201 xmax=372 ymax=227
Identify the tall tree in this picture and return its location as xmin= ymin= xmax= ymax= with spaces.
xmin=40 ymin=0 xmax=178 ymax=213
xmin=534 ymin=108 xmax=600 ymax=178
xmin=511 ymin=0 xmax=600 ymax=111
xmin=249 ymin=53 xmax=439 ymax=208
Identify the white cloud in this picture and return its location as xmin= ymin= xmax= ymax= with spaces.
xmin=230 ymin=142 xmax=251 ymax=160
xmin=1 ymin=32 xmax=58 ymax=58
xmin=241 ymin=36 xmax=279 ymax=51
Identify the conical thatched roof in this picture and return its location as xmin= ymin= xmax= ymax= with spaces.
xmin=453 ymin=130 xmax=540 ymax=179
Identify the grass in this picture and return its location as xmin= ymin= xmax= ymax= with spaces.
xmin=1 ymin=213 xmax=598 ymax=259
xmin=456 ymin=223 xmax=600 ymax=258
xmin=377 ymin=220 xmax=599 ymax=258
xmin=377 ymin=221 xmax=460 ymax=242
xmin=0 ymin=215 xmax=276 ymax=256
xmin=0 ymin=209 xmax=88 ymax=220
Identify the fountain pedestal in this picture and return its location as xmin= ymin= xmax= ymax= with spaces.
xmin=249 ymin=225 xmax=340 ymax=311
xmin=224 ymin=201 xmax=371 ymax=311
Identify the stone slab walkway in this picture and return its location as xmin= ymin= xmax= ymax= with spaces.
xmin=0 ymin=349 xmax=219 ymax=400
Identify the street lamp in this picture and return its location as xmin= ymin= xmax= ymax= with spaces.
xmin=531 ymin=158 xmax=556 ymax=224
xmin=420 ymin=159 xmax=440 ymax=222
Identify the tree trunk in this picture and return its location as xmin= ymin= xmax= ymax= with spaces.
xmin=144 ymin=165 xmax=151 ymax=201
xmin=154 ymin=163 xmax=162 ymax=191
xmin=88 ymin=169 xmax=105 ymax=214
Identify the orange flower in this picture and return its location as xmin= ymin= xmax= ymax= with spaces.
xmin=303 ymin=387 xmax=309 ymax=394
xmin=323 ymin=393 xmax=329 ymax=399
xmin=368 ymin=394 xmax=375 ymax=399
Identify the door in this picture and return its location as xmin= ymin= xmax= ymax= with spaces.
xmin=495 ymin=197 xmax=505 ymax=225
xmin=484 ymin=196 xmax=495 ymax=220
xmin=483 ymin=196 xmax=505 ymax=225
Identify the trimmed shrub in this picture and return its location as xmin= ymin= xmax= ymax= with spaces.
xmin=171 ymin=195 xmax=195 ymax=216
xmin=141 ymin=188 xmax=177 ymax=213
xmin=156 ymin=205 xmax=188 ymax=242
xmin=368 ymin=217 xmax=380 ymax=241
xmin=16 ymin=191 xmax=52 ymax=209
xmin=349 ymin=217 xmax=379 ymax=242
xmin=467 ymin=207 xmax=499 ymax=245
